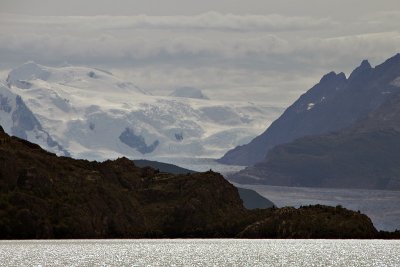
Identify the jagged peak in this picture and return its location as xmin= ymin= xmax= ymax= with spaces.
xmin=349 ymin=59 xmax=372 ymax=81
xmin=319 ymin=71 xmax=346 ymax=84
xmin=320 ymin=71 xmax=336 ymax=82
xmin=337 ymin=72 xmax=347 ymax=80
xmin=359 ymin=59 xmax=372 ymax=69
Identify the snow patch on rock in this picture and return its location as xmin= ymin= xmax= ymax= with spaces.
xmin=391 ymin=77 xmax=400 ymax=87
xmin=307 ymin=103 xmax=315 ymax=110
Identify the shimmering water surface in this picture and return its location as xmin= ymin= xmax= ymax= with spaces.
xmin=0 ymin=239 xmax=399 ymax=266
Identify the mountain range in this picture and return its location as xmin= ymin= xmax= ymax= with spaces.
xmin=227 ymin=53 xmax=400 ymax=190
xmin=220 ymin=54 xmax=400 ymax=167
xmin=1 ymin=62 xmax=281 ymax=163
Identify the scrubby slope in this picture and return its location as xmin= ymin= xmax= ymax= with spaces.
xmin=0 ymin=127 xmax=380 ymax=239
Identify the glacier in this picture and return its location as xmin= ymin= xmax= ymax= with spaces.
xmin=1 ymin=62 xmax=282 ymax=164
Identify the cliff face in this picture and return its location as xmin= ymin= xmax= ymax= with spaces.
xmin=0 ymin=127 xmax=382 ymax=239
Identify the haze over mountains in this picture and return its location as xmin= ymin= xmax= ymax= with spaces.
xmin=0 ymin=62 xmax=282 ymax=163
xmin=227 ymin=53 xmax=400 ymax=190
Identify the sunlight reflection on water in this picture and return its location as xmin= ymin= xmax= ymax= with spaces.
xmin=0 ymin=239 xmax=399 ymax=266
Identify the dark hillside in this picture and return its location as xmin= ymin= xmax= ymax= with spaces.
xmin=0 ymin=127 xmax=384 ymax=239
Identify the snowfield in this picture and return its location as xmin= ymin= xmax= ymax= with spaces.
xmin=1 ymin=62 xmax=282 ymax=163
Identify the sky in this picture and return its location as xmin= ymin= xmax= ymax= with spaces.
xmin=0 ymin=0 xmax=399 ymax=106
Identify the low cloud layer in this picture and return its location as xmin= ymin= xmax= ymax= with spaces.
xmin=99 ymin=12 xmax=334 ymax=32
xmin=0 ymin=11 xmax=399 ymax=106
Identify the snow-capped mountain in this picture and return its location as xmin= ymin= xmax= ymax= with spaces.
xmin=2 ymin=62 xmax=282 ymax=163
xmin=169 ymin=87 xmax=209 ymax=100
xmin=0 ymin=81 xmax=68 ymax=156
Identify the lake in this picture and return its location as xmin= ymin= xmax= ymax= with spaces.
xmin=236 ymin=184 xmax=400 ymax=231
xmin=0 ymin=239 xmax=399 ymax=266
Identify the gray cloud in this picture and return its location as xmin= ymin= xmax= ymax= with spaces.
xmin=0 ymin=12 xmax=335 ymax=33
xmin=0 ymin=12 xmax=399 ymax=106
xmin=2 ymin=0 xmax=400 ymax=18
xmin=99 ymin=12 xmax=334 ymax=32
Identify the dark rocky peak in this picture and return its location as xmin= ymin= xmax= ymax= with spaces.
xmin=319 ymin=71 xmax=347 ymax=85
xmin=302 ymin=71 xmax=347 ymax=101
xmin=348 ymin=59 xmax=372 ymax=81
xmin=360 ymin=59 xmax=372 ymax=69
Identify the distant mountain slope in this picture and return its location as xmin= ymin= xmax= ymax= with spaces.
xmin=229 ymin=92 xmax=400 ymax=190
xmin=219 ymin=54 xmax=400 ymax=166
xmin=236 ymin=188 xmax=275 ymax=209
xmin=132 ymin=159 xmax=275 ymax=209
xmin=3 ymin=62 xmax=280 ymax=162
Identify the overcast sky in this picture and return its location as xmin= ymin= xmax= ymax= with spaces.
xmin=1 ymin=0 xmax=399 ymax=106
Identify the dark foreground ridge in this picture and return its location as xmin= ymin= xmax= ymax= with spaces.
xmin=133 ymin=159 xmax=275 ymax=209
xmin=0 ymin=126 xmax=396 ymax=239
